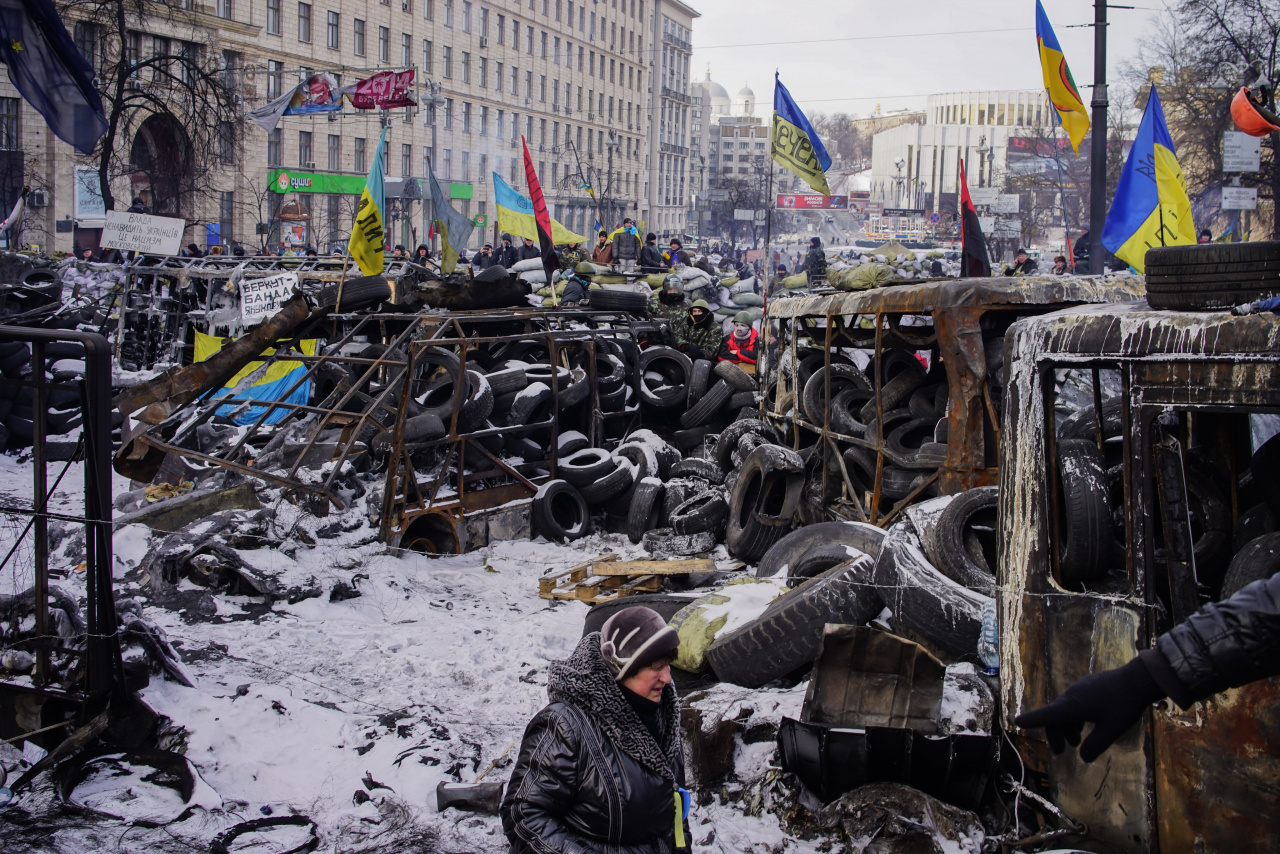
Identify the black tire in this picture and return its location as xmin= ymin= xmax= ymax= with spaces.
xmin=639 ymin=347 xmax=692 ymax=410
xmin=456 ymin=371 xmax=494 ymax=431
xmin=706 ymin=555 xmax=882 ymax=688
xmin=1144 ymin=241 xmax=1280 ymax=310
xmin=802 ymin=364 xmax=871 ymax=426
xmin=864 ymin=408 xmax=915 ymax=444
xmin=669 ymin=489 xmax=729 ymax=535
xmin=558 ymin=370 xmax=592 ymax=409
xmin=581 ymin=592 xmax=696 ymax=637
xmin=613 ymin=442 xmax=660 ymax=482
xmin=579 ymin=460 xmax=634 ymax=503
xmin=755 ymin=520 xmax=886 ymax=578
xmin=673 ymin=426 xmax=710 ymax=453
xmin=687 ymin=359 xmax=714 ymax=407
xmin=1057 ymin=438 xmax=1114 ymax=585
xmin=909 ymin=383 xmax=946 ymax=420
xmin=731 ymin=433 xmax=770 ymax=469
xmin=1185 ymin=465 xmax=1232 ymax=586
xmin=595 ymin=353 xmax=627 ymax=394
xmin=879 ymin=466 xmax=922 ymax=501
xmin=713 ymin=360 xmax=757 ymax=392
xmin=1220 ymin=532 xmax=1280 ymax=599
xmin=790 ymin=543 xmax=868 ymax=582
xmin=923 ymin=487 xmax=998 ymax=594
xmin=532 ymin=480 xmax=590 ymax=541
xmin=586 ymin=288 xmax=648 ymax=313
xmin=556 ymin=431 xmax=591 ymax=458
xmin=598 ymin=382 xmax=626 ymax=412
xmin=679 ymin=379 xmax=732 ymax=429
xmin=642 ymin=527 xmax=716 ymax=557
xmin=473 ymin=264 xmax=509 ymax=283
xmin=671 ymin=456 xmax=725 ymax=484
xmin=830 ymin=387 xmax=873 ymax=437
xmin=860 ymin=361 xmax=926 ymax=422
xmin=484 ymin=366 xmax=529 ymax=397
xmin=728 ymin=391 xmax=756 ymax=410
xmin=317 ymin=276 xmax=392 ymax=311
xmin=873 ymin=522 xmax=989 ymax=659
xmin=504 ymin=382 xmax=553 ymax=431
xmin=1234 ymin=502 xmax=1276 ymax=554
xmin=1059 ymin=396 xmax=1123 ymax=441
xmin=559 ymin=447 xmax=616 ymax=486
xmin=414 ymin=348 xmax=467 ymax=419
xmin=397 ymin=413 xmax=447 ymax=444
xmin=725 ymin=445 xmax=805 ymax=563
xmin=886 ymin=418 xmax=938 ymax=465
xmin=625 ymin=479 xmax=665 ymax=544
xmin=662 ymin=477 xmax=706 ymax=526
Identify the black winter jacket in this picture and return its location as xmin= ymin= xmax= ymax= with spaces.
xmin=1141 ymin=572 xmax=1280 ymax=708
xmin=497 ymin=243 xmax=520 ymax=268
xmin=613 ymin=228 xmax=642 ymax=260
xmin=518 ymin=243 xmax=542 ymax=261
xmin=639 ymin=243 xmax=666 ymax=272
xmin=502 ymin=634 xmax=685 ymax=854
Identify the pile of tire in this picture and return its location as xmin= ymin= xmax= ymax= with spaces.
xmin=0 ymin=337 xmax=89 ymax=452
xmin=635 ymin=348 xmax=761 ymax=450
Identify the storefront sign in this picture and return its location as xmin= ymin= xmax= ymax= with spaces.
xmin=102 ymin=211 xmax=185 ymax=255
xmin=240 ymin=272 xmax=299 ymax=325
xmin=269 ymin=169 xmax=368 ymax=194
xmin=776 ymin=194 xmax=848 ymax=209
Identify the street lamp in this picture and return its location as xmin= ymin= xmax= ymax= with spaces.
xmin=422 ymin=79 xmax=446 ymax=249
xmin=974 ymin=135 xmax=989 ymax=189
xmin=893 ymin=157 xmax=906 ymax=205
xmin=604 ymin=130 xmax=621 ymax=227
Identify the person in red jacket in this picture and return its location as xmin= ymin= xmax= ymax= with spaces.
xmin=718 ymin=311 xmax=758 ymax=364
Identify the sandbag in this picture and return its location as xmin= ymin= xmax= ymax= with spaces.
xmin=669 ymin=577 xmax=789 ymax=673
xmin=782 ymin=272 xmax=809 ymax=289
xmin=520 ymin=270 xmax=548 ymax=284
xmin=720 ymin=276 xmax=740 ymax=286
xmin=575 ymin=261 xmax=612 ymax=275
xmin=644 ymin=273 xmax=670 ymax=289
xmin=590 ymin=274 xmax=628 ymax=285
xmin=512 ymin=258 xmax=544 ymax=273
xmin=732 ymin=292 xmax=765 ymax=307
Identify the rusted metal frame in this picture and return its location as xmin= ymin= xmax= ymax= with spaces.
xmin=981 ymin=381 xmax=1002 ymax=461
xmin=826 ymin=431 xmax=868 ymax=522
xmin=31 ymin=341 xmax=48 ymax=687
xmin=452 ymin=338 xmax=470 ymax=498
xmin=879 ymin=469 xmax=941 ymax=530
xmin=820 ymin=307 xmax=835 ymax=507
xmin=1120 ymin=366 xmax=1138 ymax=597
xmin=1091 ymin=366 xmax=1106 ymax=454
xmin=584 ymin=338 xmax=602 ymax=450
xmin=546 ymin=332 xmax=563 ymax=478
xmin=870 ymin=312 xmax=886 ymax=526
xmin=1042 ymin=359 xmax=1063 ymax=587
xmin=464 ymin=439 xmax=540 ymax=492
xmin=423 ymin=443 xmax=460 ymax=510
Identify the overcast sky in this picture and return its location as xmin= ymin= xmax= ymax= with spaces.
xmin=689 ymin=0 xmax=1168 ymax=119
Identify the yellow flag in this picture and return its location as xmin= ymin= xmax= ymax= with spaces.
xmin=347 ymin=127 xmax=388 ymax=275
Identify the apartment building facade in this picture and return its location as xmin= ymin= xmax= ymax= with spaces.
xmin=5 ymin=0 xmax=683 ymax=255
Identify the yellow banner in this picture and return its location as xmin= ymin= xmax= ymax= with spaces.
xmin=772 ymin=114 xmax=833 ymax=196
xmin=348 ymin=187 xmax=385 ymax=276
xmin=193 ymin=331 xmax=318 ymax=387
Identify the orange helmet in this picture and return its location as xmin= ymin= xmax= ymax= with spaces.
xmin=1231 ymin=86 xmax=1280 ymax=137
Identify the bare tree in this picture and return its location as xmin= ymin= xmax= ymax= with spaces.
xmin=61 ymin=0 xmax=243 ymax=218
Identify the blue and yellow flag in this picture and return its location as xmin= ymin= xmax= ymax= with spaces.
xmin=429 ymin=166 xmax=474 ymax=274
xmin=493 ymin=171 xmax=587 ymax=244
xmin=1036 ymin=0 xmax=1090 ymax=155
xmin=194 ymin=331 xmax=317 ymax=426
xmin=771 ymin=74 xmax=832 ymax=196
xmin=1102 ymin=85 xmax=1196 ymax=273
xmin=347 ymin=126 xmax=388 ymax=276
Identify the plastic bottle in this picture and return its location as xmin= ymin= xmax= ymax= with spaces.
xmin=978 ymin=599 xmax=999 ymax=676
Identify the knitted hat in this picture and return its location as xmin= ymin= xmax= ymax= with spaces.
xmin=810 ymin=237 xmax=821 ymax=246
xmin=733 ymin=310 xmax=753 ymax=325
xmin=599 ymin=606 xmax=679 ymax=682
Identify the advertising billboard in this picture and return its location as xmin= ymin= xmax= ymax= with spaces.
xmin=776 ymin=194 xmax=848 ymax=210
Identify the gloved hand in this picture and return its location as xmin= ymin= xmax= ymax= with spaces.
xmin=1013 ymin=656 xmax=1165 ymax=762
xmin=679 ymin=343 xmax=705 ymax=361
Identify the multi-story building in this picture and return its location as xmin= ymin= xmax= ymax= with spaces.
xmin=5 ymin=0 xmax=683 ymax=256
xmin=641 ymin=0 xmax=696 ymax=240
xmin=869 ymin=89 xmax=1053 ymax=211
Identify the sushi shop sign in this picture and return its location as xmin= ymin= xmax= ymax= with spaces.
xmin=240 ymin=272 xmax=299 ymax=325
xmin=269 ymin=169 xmax=368 ymax=194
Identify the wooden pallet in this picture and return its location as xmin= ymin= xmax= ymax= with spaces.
xmin=538 ymin=554 xmax=671 ymax=604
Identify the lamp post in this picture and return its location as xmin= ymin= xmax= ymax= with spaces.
xmin=604 ymin=130 xmax=621 ymax=227
xmin=422 ymin=79 xmax=446 ymax=250
xmin=893 ymin=157 xmax=906 ymax=205
xmin=975 ymin=135 xmax=989 ymax=189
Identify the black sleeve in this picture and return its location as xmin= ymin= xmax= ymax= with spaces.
xmin=501 ymin=706 xmax=597 ymax=854
xmin=1143 ymin=572 xmax=1280 ymax=708
xmin=715 ymin=337 xmax=733 ymax=361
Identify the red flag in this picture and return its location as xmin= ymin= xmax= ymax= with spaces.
xmin=958 ymin=161 xmax=991 ymax=278
xmin=520 ymin=136 xmax=561 ymax=300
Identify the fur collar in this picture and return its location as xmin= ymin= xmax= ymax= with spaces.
xmin=548 ymin=633 xmax=681 ymax=785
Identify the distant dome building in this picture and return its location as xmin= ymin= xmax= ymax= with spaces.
xmin=735 ymin=84 xmax=756 ymax=117
xmin=699 ymin=70 xmax=732 ymax=118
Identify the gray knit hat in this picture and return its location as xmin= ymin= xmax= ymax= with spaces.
xmin=599 ymin=606 xmax=680 ymax=682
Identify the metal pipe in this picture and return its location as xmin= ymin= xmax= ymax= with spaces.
xmin=1088 ymin=0 xmax=1109 ymax=273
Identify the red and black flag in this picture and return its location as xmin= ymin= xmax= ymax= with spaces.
xmin=958 ymin=160 xmax=991 ymax=278
xmin=520 ymin=137 xmax=561 ymax=301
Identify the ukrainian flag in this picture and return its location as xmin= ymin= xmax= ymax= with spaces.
xmin=194 ymin=332 xmax=318 ymax=426
xmin=771 ymin=74 xmax=832 ymax=196
xmin=1036 ymin=0 xmax=1090 ymax=155
xmin=347 ymin=126 xmax=388 ymax=276
xmin=493 ymin=172 xmax=587 ymax=244
xmin=1102 ymin=84 xmax=1197 ymax=273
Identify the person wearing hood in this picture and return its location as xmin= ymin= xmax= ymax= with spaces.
xmin=718 ymin=311 xmax=759 ymax=366
xmin=414 ymin=244 xmax=432 ymax=265
xmin=802 ymin=236 xmax=827 ymax=281
xmin=648 ymin=273 xmax=689 ymax=329
xmin=677 ymin=298 xmax=722 ymax=361
xmin=639 ymin=233 xmax=666 ymax=273
xmin=518 ymin=236 xmax=541 ymax=261
xmin=610 ymin=217 xmax=642 ymax=270
xmin=591 ymin=230 xmax=614 ymax=265
xmin=496 ymin=234 xmax=519 ymax=268
xmin=502 ymin=606 xmax=686 ymax=854
xmin=184 ymin=243 xmax=203 ymax=259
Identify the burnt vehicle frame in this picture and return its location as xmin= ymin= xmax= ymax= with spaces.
xmin=115 ymin=304 xmax=665 ymax=554
xmin=760 ymin=275 xmax=1143 ymax=527
xmin=999 ymin=302 xmax=1280 ymax=850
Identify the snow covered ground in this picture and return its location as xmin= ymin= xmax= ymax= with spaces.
xmin=0 ymin=453 xmax=828 ymax=853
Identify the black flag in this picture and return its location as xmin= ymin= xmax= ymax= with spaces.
xmin=958 ymin=160 xmax=991 ymax=278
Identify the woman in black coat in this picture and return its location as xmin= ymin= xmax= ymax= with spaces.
xmin=502 ymin=606 xmax=687 ymax=853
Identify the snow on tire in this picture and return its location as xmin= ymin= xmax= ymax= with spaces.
xmin=668 ymin=489 xmax=729 ymax=536
xmin=625 ymin=478 xmax=665 ymax=544
xmin=532 ymin=480 xmax=590 ymax=542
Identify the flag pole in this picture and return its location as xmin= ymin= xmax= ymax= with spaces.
xmin=1047 ymin=113 xmax=1076 ymax=271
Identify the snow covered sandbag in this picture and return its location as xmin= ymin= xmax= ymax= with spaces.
xmin=512 ymin=258 xmax=544 ymax=273
xmin=782 ymin=272 xmax=809 ymax=289
xmin=729 ymin=277 xmax=757 ymax=295
xmin=732 ymin=292 xmax=765 ymax=308
xmin=520 ymin=269 xmax=548 ymax=285
xmin=714 ymin=305 xmax=737 ymax=317
xmin=590 ymin=274 xmax=628 ymax=285
xmin=575 ymin=261 xmax=612 ymax=275
xmin=681 ymin=275 xmax=712 ymax=293
xmin=677 ymin=267 xmax=707 ymax=281
xmin=669 ymin=577 xmax=790 ymax=673
xmin=720 ymin=275 xmax=740 ymax=286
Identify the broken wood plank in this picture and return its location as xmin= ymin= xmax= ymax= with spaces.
xmin=592 ymin=558 xmax=716 ymax=577
xmin=537 ymin=553 xmax=618 ymax=596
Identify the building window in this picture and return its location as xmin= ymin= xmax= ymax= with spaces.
xmin=327 ymin=11 xmax=339 ymax=49
xmin=510 ymin=64 xmax=518 ymax=93
xmin=462 ymin=51 xmax=470 ymax=83
xmin=422 ymin=39 xmax=432 ymax=73
xmin=524 ymin=70 xmax=532 ymax=98
xmin=497 ymin=13 xmax=505 ymax=43
xmin=402 ymin=0 xmax=412 ymax=12
xmin=326 ymin=194 xmax=341 ymax=244
xmin=424 ymin=0 xmax=432 ymax=19
xmin=216 ymin=0 xmax=232 ymax=19
xmin=479 ymin=58 xmax=487 ymax=88
xmin=444 ymin=0 xmax=453 ymax=26
xmin=462 ymin=101 xmax=471 ymax=132
xmin=219 ymin=192 xmax=234 ymax=243
xmin=219 ymin=49 xmax=237 ymax=90
xmin=354 ymin=137 xmax=366 ymax=172
xmin=480 ymin=105 xmax=489 ymax=135
xmin=460 ymin=151 xmax=470 ymax=180
xmin=442 ymin=45 xmax=452 ymax=78
xmin=443 ymin=149 xmax=452 ymax=180
xmin=219 ymin=121 xmax=235 ymax=164
xmin=540 ymin=31 xmax=548 ymax=58
xmin=328 ymin=134 xmax=341 ymax=170
xmin=354 ymin=19 xmax=365 ymax=55
xmin=444 ymin=98 xmax=453 ymax=128
xmin=378 ymin=26 xmax=389 ymax=61
xmin=267 ymin=128 xmax=281 ymax=166
xmin=299 ymin=131 xmax=313 ymax=166
xmin=526 ymin=24 xmax=533 ymax=53
xmin=265 ymin=0 xmax=280 ymax=34
xmin=539 ymin=74 xmax=546 ymax=102
xmin=462 ymin=0 xmax=472 ymax=31
xmin=401 ymin=143 xmax=412 ymax=175
xmin=539 ymin=118 xmax=546 ymax=144
xmin=297 ymin=3 xmax=311 ymax=41
xmin=402 ymin=33 xmax=411 ymax=65
xmin=266 ymin=60 xmax=283 ymax=99
xmin=478 ymin=154 xmax=487 ymax=182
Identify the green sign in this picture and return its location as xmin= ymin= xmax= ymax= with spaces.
xmin=449 ymin=182 xmax=473 ymax=200
xmin=268 ymin=169 xmax=367 ymax=194
xmin=473 ymin=213 xmax=488 ymax=227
